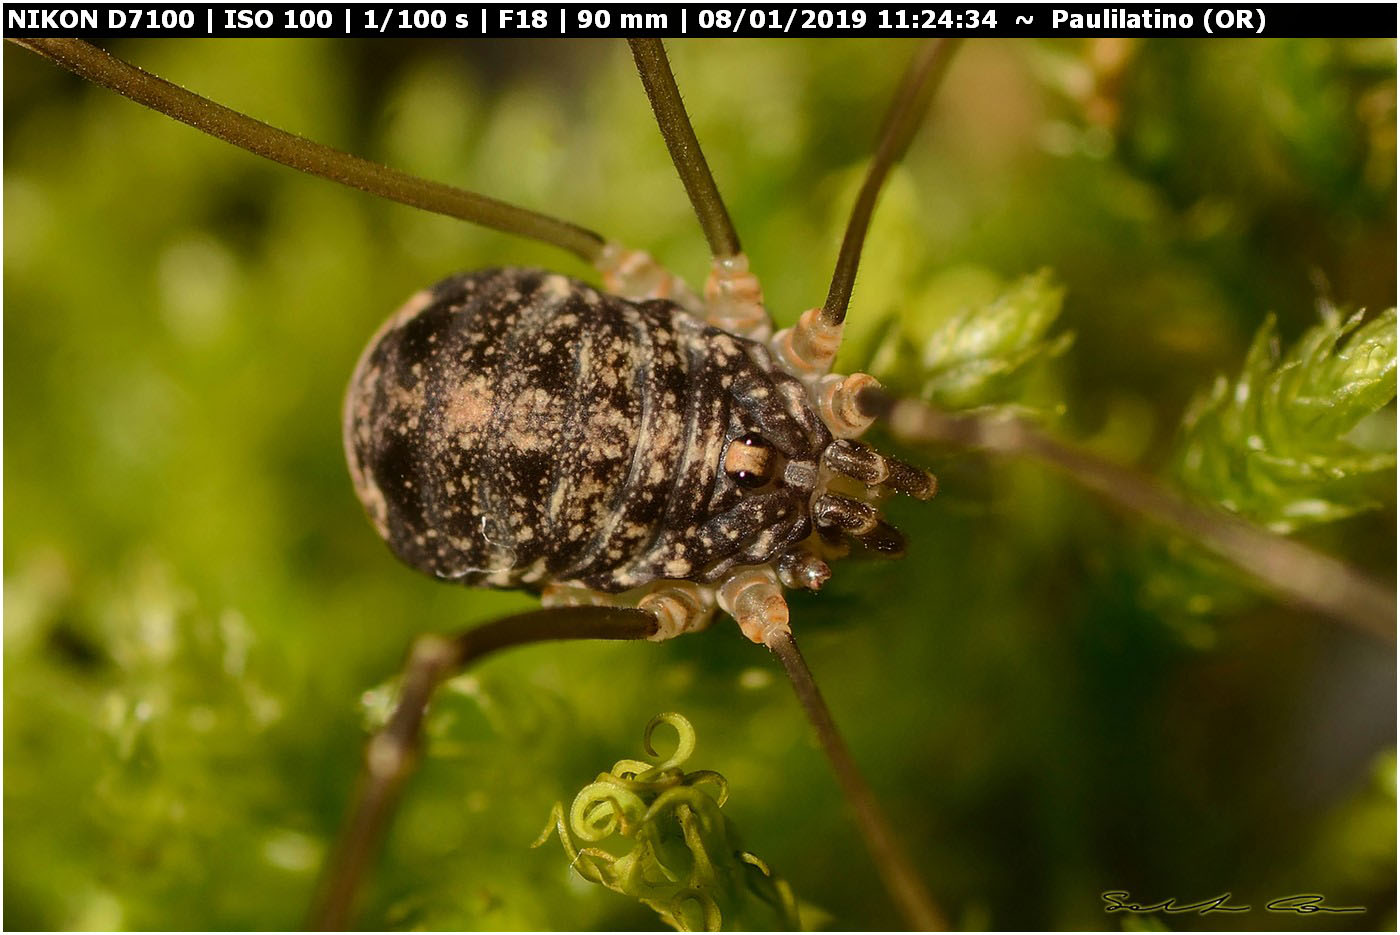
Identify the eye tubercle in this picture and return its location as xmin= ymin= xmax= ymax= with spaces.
xmin=724 ymin=433 xmax=777 ymax=489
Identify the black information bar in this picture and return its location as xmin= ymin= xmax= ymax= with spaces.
xmin=4 ymin=2 xmax=1395 ymax=38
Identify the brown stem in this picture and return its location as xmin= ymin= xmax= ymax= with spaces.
xmin=863 ymin=389 xmax=1396 ymax=643
xmin=765 ymin=628 xmax=948 ymax=931
xmin=628 ymin=39 xmax=742 ymax=259
xmin=821 ymin=39 xmax=961 ymax=328
xmin=307 ymin=606 xmax=657 ymax=931
xmin=10 ymin=38 xmax=607 ymax=264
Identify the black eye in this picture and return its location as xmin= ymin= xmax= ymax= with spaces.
xmin=724 ymin=433 xmax=776 ymax=489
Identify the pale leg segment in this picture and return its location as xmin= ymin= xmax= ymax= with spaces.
xmin=718 ymin=566 xmax=792 ymax=645
xmin=596 ymin=243 xmax=774 ymax=347
xmin=542 ymin=579 xmax=716 ymax=642
xmin=703 ymin=253 xmax=771 ymax=341
xmin=542 ymin=564 xmax=793 ymax=647
xmin=595 ymin=242 xmax=703 ymax=314
xmin=767 ymin=301 xmax=883 ymax=440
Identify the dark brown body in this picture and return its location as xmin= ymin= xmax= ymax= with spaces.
xmin=344 ymin=268 xmax=831 ymax=594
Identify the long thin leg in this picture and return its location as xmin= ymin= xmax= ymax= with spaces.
xmin=626 ymin=40 xmax=770 ymax=339
xmin=711 ymin=570 xmax=946 ymax=928
xmin=859 ymin=388 xmax=1397 ymax=643
xmin=626 ymin=39 xmax=741 ymax=260
xmin=11 ymin=39 xmax=608 ymax=264
xmin=821 ymin=39 xmax=960 ymax=329
xmin=766 ymin=628 xmax=948 ymax=931
xmin=308 ymin=606 xmax=657 ymax=930
xmin=774 ymin=40 xmax=962 ymax=381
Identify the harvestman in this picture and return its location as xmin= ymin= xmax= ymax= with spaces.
xmin=12 ymin=37 xmax=1393 ymax=932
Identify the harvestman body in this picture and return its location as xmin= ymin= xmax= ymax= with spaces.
xmin=345 ymin=262 xmax=936 ymax=644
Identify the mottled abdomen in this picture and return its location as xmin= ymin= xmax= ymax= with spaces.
xmin=344 ymin=268 xmax=806 ymax=593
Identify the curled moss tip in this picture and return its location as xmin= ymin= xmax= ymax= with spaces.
xmin=535 ymin=713 xmax=803 ymax=931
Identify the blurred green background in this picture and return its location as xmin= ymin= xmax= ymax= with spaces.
xmin=4 ymin=38 xmax=1395 ymax=930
